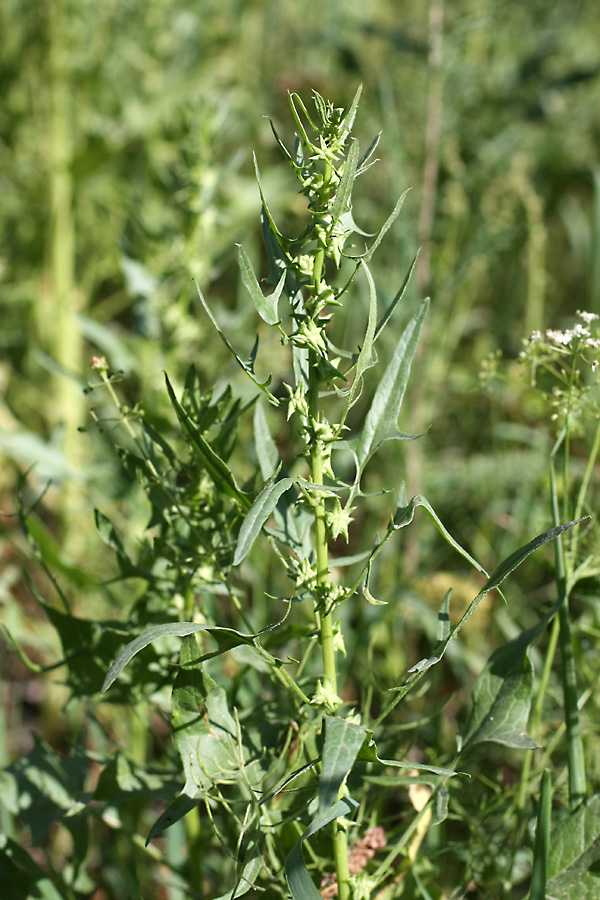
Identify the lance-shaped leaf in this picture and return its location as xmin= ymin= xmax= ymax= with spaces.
xmin=195 ymin=280 xmax=278 ymax=404
xmin=319 ymin=716 xmax=367 ymax=812
xmin=285 ymin=797 xmax=358 ymax=900
xmin=101 ymin=622 xmax=257 ymax=692
xmin=165 ymin=373 xmax=251 ymax=509
xmin=237 ymin=243 xmax=283 ymax=325
xmin=373 ymin=519 xmax=586 ymax=727
xmin=345 ymin=298 xmax=429 ymax=483
xmin=233 ymin=474 xmax=294 ymax=565
xmin=393 ymin=492 xmax=487 ymax=576
xmin=330 ymin=137 xmax=359 ymax=225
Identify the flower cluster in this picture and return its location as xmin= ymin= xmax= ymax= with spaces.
xmin=521 ymin=310 xmax=600 ymax=433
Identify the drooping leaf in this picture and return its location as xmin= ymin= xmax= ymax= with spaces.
xmin=285 ymin=797 xmax=358 ymax=900
xmin=373 ymin=519 xmax=585 ymax=726
xmin=233 ymin=474 xmax=294 ymax=565
xmin=393 ymin=492 xmax=487 ymax=576
xmin=101 ymin=622 xmax=256 ymax=692
xmin=546 ymin=793 xmax=600 ymax=900
xmin=146 ymin=793 xmax=200 ymax=845
xmin=319 ymin=717 xmax=367 ymax=812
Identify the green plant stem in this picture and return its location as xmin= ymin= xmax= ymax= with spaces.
xmin=550 ymin=459 xmax=587 ymax=811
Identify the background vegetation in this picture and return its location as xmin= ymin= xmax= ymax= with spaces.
xmin=1 ymin=1 xmax=599 ymax=898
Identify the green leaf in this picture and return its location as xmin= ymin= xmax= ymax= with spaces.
xmin=460 ymin=634 xmax=538 ymax=751
xmin=146 ymin=793 xmax=200 ymax=845
xmin=195 ymin=280 xmax=278 ymax=402
xmin=352 ymin=261 xmax=378 ymax=387
xmin=546 ymin=793 xmax=600 ymax=899
xmin=330 ymin=137 xmax=359 ymax=225
xmin=319 ymin=717 xmax=367 ymax=811
xmin=101 ymin=622 xmax=256 ymax=692
xmin=363 ymin=189 xmax=411 ymax=264
xmin=253 ymin=402 xmax=279 ymax=478
xmin=393 ymin=492 xmax=487 ymax=576
xmin=346 ymin=298 xmax=429 ymax=483
xmin=233 ymin=474 xmax=294 ymax=565
xmin=237 ymin=243 xmax=282 ymax=325
xmin=357 ymin=736 xmax=460 ymax=778
xmin=171 ymin=636 xmax=238 ymax=796
xmin=165 ymin=372 xmax=251 ymax=509
xmin=285 ymin=797 xmax=358 ymax=900
xmin=374 ymin=252 xmax=418 ymax=342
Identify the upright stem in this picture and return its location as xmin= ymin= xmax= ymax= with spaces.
xmin=550 ymin=460 xmax=587 ymax=811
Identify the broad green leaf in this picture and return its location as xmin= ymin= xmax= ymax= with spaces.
xmin=171 ymin=636 xmax=238 ymax=797
xmin=233 ymin=474 xmax=294 ymax=565
xmin=346 ymin=298 xmax=429 ymax=482
xmin=319 ymin=716 xmax=367 ymax=812
xmin=101 ymin=622 xmax=256 ymax=692
xmin=213 ymin=855 xmax=263 ymax=900
xmin=460 ymin=635 xmax=538 ymax=751
xmin=546 ymin=793 xmax=600 ymax=900
xmin=530 ymin=770 xmax=552 ymax=900
xmin=285 ymin=797 xmax=358 ymax=900
xmin=393 ymin=492 xmax=487 ymax=576
xmin=165 ymin=373 xmax=251 ymax=509
xmin=237 ymin=243 xmax=282 ymax=325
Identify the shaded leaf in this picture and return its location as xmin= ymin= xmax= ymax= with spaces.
xmin=546 ymin=794 xmax=600 ymax=900
xmin=285 ymin=797 xmax=358 ymax=900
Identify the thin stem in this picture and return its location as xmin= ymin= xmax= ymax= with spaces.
xmin=550 ymin=459 xmax=587 ymax=811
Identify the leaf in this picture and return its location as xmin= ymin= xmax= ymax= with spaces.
xmin=253 ymin=402 xmax=279 ymax=478
xmin=345 ymin=298 xmax=429 ymax=482
xmin=460 ymin=634 xmax=539 ymax=751
xmin=237 ymin=243 xmax=282 ymax=325
xmin=352 ymin=261 xmax=378 ymax=388
xmin=233 ymin=474 xmax=294 ymax=565
xmin=195 ymin=280 xmax=277 ymax=402
xmin=393 ymin=492 xmax=488 ymax=576
xmin=374 ymin=253 xmax=418 ymax=342
xmin=171 ymin=636 xmax=238 ymax=796
xmin=146 ymin=792 xmax=200 ymax=845
xmin=373 ymin=519 xmax=585 ymax=727
xmin=546 ymin=793 xmax=600 ymax=899
xmin=165 ymin=373 xmax=251 ymax=509
xmin=101 ymin=622 xmax=256 ymax=692
xmin=363 ymin=189 xmax=411 ymax=264
xmin=357 ymin=737 xmax=460 ymax=778
xmin=330 ymin=137 xmax=359 ymax=225
xmin=319 ymin=717 xmax=368 ymax=812
xmin=285 ymin=797 xmax=358 ymax=900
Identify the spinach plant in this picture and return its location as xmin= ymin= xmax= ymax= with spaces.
xmin=3 ymin=87 xmax=592 ymax=900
